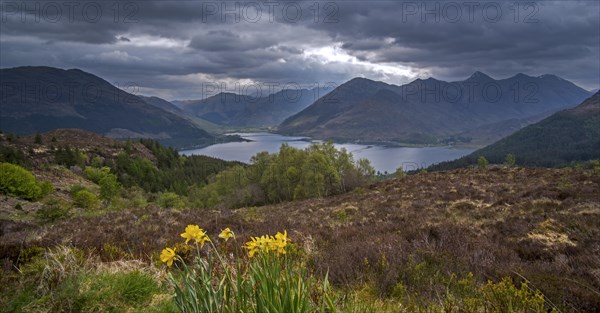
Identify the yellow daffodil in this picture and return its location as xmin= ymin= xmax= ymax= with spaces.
xmin=243 ymin=231 xmax=290 ymax=257
xmin=275 ymin=231 xmax=288 ymax=245
xmin=181 ymin=225 xmax=202 ymax=244
xmin=218 ymin=228 xmax=234 ymax=241
xmin=244 ymin=237 xmax=260 ymax=257
xmin=180 ymin=224 xmax=210 ymax=247
xmin=196 ymin=232 xmax=210 ymax=248
xmin=274 ymin=231 xmax=289 ymax=255
xmin=261 ymin=235 xmax=278 ymax=253
xmin=160 ymin=247 xmax=176 ymax=267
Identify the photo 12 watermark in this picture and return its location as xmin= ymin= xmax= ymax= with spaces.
xmin=1 ymin=1 xmax=139 ymax=23
xmin=197 ymin=1 xmax=340 ymax=23
xmin=0 ymin=80 xmax=342 ymax=106
xmin=0 ymin=1 xmax=342 ymax=24
xmin=397 ymin=1 xmax=539 ymax=23
xmin=398 ymin=80 xmax=540 ymax=104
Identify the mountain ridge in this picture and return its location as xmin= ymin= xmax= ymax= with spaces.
xmin=279 ymin=72 xmax=592 ymax=145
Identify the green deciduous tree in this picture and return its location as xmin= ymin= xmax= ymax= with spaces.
xmin=196 ymin=142 xmax=375 ymax=208
xmin=478 ymin=156 xmax=489 ymax=169
xmin=99 ymin=173 xmax=120 ymax=201
xmin=394 ymin=166 xmax=406 ymax=178
xmin=504 ymin=154 xmax=516 ymax=167
xmin=158 ymin=192 xmax=185 ymax=209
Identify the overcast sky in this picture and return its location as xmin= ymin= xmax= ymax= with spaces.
xmin=1 ymin=0 xmax=598 ymax=100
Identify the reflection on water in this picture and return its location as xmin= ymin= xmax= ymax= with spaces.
xmin=180 ymin=133 xmax=475 ymax=173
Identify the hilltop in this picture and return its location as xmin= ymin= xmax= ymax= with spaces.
xmin=0 ymin=66 xmax=215 ymax=147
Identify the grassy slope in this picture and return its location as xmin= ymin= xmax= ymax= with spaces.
xmin=2 ymin=166 xmax=599 ymax=311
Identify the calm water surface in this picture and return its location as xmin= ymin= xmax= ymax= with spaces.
xmin=181 ymin=133 xmax=475 ymax=173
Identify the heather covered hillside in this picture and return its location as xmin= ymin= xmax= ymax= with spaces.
xmin=1 ymin=129 xmax=599 ymax=311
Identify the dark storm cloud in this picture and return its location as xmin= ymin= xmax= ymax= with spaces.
xmin=311 ymin=1 xmax=599 ymax=85
xmin=188 ymin=30 xmax=280 ymax=52
xmin=1 ymin=0 xmax=598 ymax=99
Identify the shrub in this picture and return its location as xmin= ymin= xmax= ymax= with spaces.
xmin=478 ymin=277 xmax=550 ymax=312
xmin=83 ymin=167 xmax=121 ymax=202
xmin=0 ymin=162 xmax=52 ymax=200
xmin=505 ymin=153 xmax=516 ymax=167
xmin=54 ymin=146 xmax=86 ymax=167
xmin=37 ymin=197 xmax=71 ymax=222
xmin=70 ymin=184 xmax=86 ymax=195
xmin=157 ymin=192 xmax=185 ymax=209
xmin=34 ymin=132 xmax=42 ymax=144
xmin=84 ymin=166 xmax=111 ymax=184
xmin=90 ymin=156 xmax=104 ymax=168
xmin=0 ymin=145 xmax=27 ymax=166
xmin=394 ymin=167 xmax=406 ymax=178
xmin=477 ymin=156 xmax=489 ymax=169
xmin=122 ymin=186 xmax=148 ymax=208
xmin=99 ymin=173 xmax=120 ymax=201
xmin=73 ymin=189 xmax=99 ymax=210
xmin=38 ymin=181 xmax=54 ymax=196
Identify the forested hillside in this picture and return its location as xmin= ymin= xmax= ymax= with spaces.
xmin=0 ymin=129 xmax=239 ymax=200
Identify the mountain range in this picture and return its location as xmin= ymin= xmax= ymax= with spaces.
xmin=279 ymin=72 xmax=592 ymax=145
xmin=1 ymin=66 xmax=595 ymax=152
xmin=176 ymin=87 xmax=331 ymax=128
xmin=0 ymin=66 xmax=218 ymax=147
xmin=431 ymin=91 xmax=600 ymax=169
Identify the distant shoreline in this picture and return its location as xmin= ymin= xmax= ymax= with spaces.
xmin=197 ymin=131 xmax=485 ymax=150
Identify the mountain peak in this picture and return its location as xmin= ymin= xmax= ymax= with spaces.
xmin=538 ymin=74 xmax=565 ymax=81
xmin=348 ymin=77 xmax=377 ymax=84
xmin=411 ymin=76 xmax=441 ymax=83
xmin=465 ymin=71 xmax=493 ymax=81
xmin=342 ymin=77 xmax=386 ymax=89
xmin=511 ymin=73 xmax=534 ymax=79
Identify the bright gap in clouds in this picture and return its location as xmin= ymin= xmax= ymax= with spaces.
xmin=116 ymin=34 xmax=190 ymax=49
xmin=303 ymin=44 xmax=421 ymax=83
